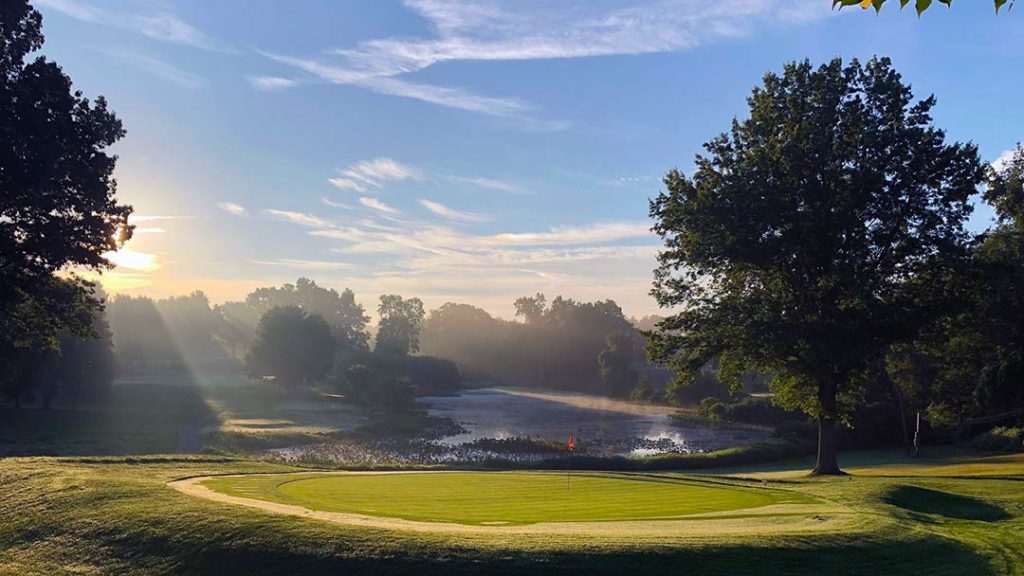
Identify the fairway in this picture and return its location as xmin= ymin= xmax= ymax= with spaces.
xmin=200 ymin=471 xmax=795 ymax=525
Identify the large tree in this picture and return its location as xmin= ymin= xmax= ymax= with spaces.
xmin=375 ymin=295 xmax=425 ymax=356
xmin=0 ymin=0 xmax=131 ymax=389
xmin=245 ymin=278 xmax=369 ymax=350
xmin=1 ymin=0 xmax=131 ymax=289
xmin=245 ymin=306 xmax=335 ymax=393
xmin=648 ymin=58 xmax=985 ymax=475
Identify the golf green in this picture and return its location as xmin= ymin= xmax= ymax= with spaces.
xmin=203 ymin=471 xmax=793 ymax=525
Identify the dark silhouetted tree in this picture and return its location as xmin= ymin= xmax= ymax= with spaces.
xmin=649 ymin=58 xmax=985 ymax=474
xmin=246 ymin=306 xmax=334 ymax=393
xmin=598 ymin=331 xmax=640 ymax=397
xmin=0 ymin=0 xmax=131 ymax=396
xmin=246 ymin=278 xmax=369 ymax=350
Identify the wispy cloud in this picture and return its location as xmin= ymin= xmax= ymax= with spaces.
xmin=329 ymin=157 xmax=421 ymax=192
xmin=264 ymin=209 xmax=330 ymax=228
xmin=418 ymin=199 xmax=491 ymax=223
xmin=98 ymin=49 xmax=205 ymax=89
xmin=128 ymin=215 xmax=190 ymax=223
xmin=36 ymin=0 xmax=234 ymax=53
xmin=449 ymin=175 xmax=523 ymax=194
xmin=257 ymin=0 xmax=827 ymax=118
xmin=133 ymin=227 xmax=166 ymax=234
xmin=489 ymin=221 xmax=652 ymax=246
xmin=250 ymin=259 xmax=353 ymax=271
xmin=248 ymin=76 xmax=301 ymax=91
xmin=322 ymin=197 xmax=354 ymax=209
xmin=359 ymin=197 xmax=400 ymax=215
xmin=218 ymin=202 xmax=247 ymax=216
xmin=303 ymin=216 xmax=660 ymax=316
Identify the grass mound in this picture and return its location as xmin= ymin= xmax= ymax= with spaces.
xmin=882 ymin=485 xmax=1011 ymax=522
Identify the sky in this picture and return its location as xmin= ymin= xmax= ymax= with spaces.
xmin=33 ymin=0 xmax=1024 ymax=319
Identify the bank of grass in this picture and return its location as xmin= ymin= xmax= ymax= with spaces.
xmin=0 ymin=451 xmax=1021 ymax=575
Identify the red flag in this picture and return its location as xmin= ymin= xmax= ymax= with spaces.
xmin=567 ymin=434 xmax=576 ymax=452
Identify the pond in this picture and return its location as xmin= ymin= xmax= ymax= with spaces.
xmin=420 ymin=387 xmax=769 ymax=456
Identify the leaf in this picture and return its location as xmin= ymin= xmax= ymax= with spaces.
xmin=833 ymin=0 xmax=867 ymax=8
xmin=916 ymin=0 xmax=933 ymax=15
xmin=995 ymin=0 xmax=1009 ymax=12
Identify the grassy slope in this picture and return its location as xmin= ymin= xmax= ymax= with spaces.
xmin=0 ymin=452 xmax=1021 ymax=575
xmin=204 ymin=471 xmax=801 ymax=524
xmin=0 ymin=377 xmax=377 ymax=457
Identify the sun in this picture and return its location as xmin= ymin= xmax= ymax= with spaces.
xmin=103 ymin=249 xmax=160 ymax=272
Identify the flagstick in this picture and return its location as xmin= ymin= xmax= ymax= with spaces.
xmin=567 ymin=451 xmax=571 ymax=490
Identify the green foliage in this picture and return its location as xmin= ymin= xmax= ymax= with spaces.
xmin=628 ymin=378 xmax=659 ymax=403
xmin=664 ymin=370 xmax=731 ymax=406
xmin=246 ymin=306 xmax=335 ymax=393
xmin=649 ymin=57 xmax=985 ymax=473
xmin=375 ymin=294 xmax=425 ymax=355
xmin=598 ymin=331 xmax=639 ymax=397
xmin=245 ymin=278 xmax=369 ymax=350
xmin=1 ymin=1 xmax=130 ymax=407
xmin=833 ymin=0 xmax=1013 ymax=15
xmin=422 ymin=294 xmax=643 ymax=392
xmin=0 ymin=1 xmax=132 ymax=290
xmin=887 ymin=147 xmax=1024 ymax=430
xmin=699 ymin=396 xmax=729 ymax=420
xmin=0 ymin=277 xmax=101 ymax=406
xmin=332 ymin=350 xmax=461 ymax=407
xmin=970 ymin=427 xmax=1024 ymax=452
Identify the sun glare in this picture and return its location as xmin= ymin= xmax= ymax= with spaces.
xmin=103 ymin=249 xmax=161 ymax=272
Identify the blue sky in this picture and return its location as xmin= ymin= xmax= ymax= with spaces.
xmin=34 ymin=0 xmax=1024 ymax=318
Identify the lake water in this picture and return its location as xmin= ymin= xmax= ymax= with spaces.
xmin=420 ymin=388 xmax=769 ymax=456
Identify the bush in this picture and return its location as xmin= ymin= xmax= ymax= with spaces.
xmin=664 ymin=372 xmax=731 ymax=406
xmin=699 ymin=397 xmax=728 ymax=420
xmin=970 ymin=427 xmax=1024 ymax=452
xmin=333 ymin=350 xmax=461 ymax=398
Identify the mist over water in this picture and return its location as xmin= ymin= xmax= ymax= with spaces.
xmin=421 ymin=388 xmax=769 ymax=456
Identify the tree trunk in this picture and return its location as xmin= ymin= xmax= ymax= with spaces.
xmin=811 ymin=379 xmax=843 ymax=476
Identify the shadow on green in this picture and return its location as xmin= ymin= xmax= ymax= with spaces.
xmin=883 ymin=485 xmax=1011 ymax=522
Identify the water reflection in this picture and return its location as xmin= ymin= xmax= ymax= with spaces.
xmin=421 ymin=388 xmax=768 ymax=456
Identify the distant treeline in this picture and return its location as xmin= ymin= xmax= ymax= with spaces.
xmin=103 ymin=281 xmax=677 ymax=401
xmin=419 ymin=295 xmax=673 ymax=397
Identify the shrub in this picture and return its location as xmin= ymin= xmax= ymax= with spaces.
xmin=699 ymin=396 xmax=728 ymax=420
xmin=970 ymin=427 xmax=1024 ymax=452
xmin=333 ymin=350 xmax=461 ymax=399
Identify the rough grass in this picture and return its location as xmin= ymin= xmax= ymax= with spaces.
xmin=1 ymin=451 xmax=1022 ymax=575
xmin=203 ymin=471 xmax=803 ymax=525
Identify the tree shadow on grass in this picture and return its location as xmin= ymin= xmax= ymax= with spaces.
xmin=111 ymin=530 xmax=993 ymax=576
xmin=883 ymin=485 xmax=1011 ymax=522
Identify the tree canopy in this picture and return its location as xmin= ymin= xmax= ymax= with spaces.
xmin=245 ymin=306 xmax=335 ymax=393
xmin=648 ymin=57 xmax=985 ymax=474
xmin=375 ymin=295 xmax=425 ymax=356
xmin=0 ymin=0 xmax=131 ymax=400
xmin=245 ymin=278 xmax=369 ymax=350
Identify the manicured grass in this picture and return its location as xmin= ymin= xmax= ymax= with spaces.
xmin=204 ymin=471 xmax=801 ymax=525
xmin=1 ymin=450 xmax=1021 ymax=575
